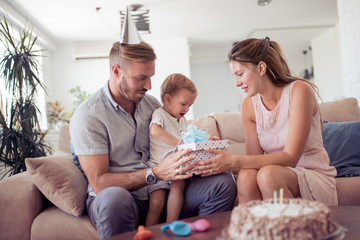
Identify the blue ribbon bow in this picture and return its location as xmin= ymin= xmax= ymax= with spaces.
xmin=182 ymin=124 xmax=209 ymax=144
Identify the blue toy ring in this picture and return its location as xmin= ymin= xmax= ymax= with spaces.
xmin=161 ymin=220 xmax=192 ymax=236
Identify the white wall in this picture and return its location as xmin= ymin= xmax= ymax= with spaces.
xmin=42 ymin=30 xmax=347 ymax=125
xmin=43 ymin=36 xmax=193 ymax=119
xmin=189 ymin=39 xmax=322 ymax=119
xmin=190 ymin=42 xmax=243 ymax=118
xmin=337 ymin=0 xmax=360 ymax=103
xmin=143 ymin=37 xmax=191 ymax=105
xmin=44 ymin=44 xmax=109 ymax=114
xmin=311 ymin=26 xmax=343 ymax=101
xmin=3 ymin=1 xmax=354 ymax=126
xmin=144 ymin=36 xmax=194 ymax=119
xmin=191 ymin=61 xmax=242 ymax=119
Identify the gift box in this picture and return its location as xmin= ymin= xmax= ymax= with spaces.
xmin=178 ymin=139 xmax=229 ymax=172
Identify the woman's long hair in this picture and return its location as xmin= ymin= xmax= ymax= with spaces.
xmin=228 ymin=37 xmax=321 ymax=99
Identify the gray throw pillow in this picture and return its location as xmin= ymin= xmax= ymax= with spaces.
xmin=322 ymin=121 xmax=360 ymax=177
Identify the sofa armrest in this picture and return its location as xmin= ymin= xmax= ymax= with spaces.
xmin=0 ymin=172 xmax=45 ymax=240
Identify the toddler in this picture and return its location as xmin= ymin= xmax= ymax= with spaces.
xmin=146 ymin=73 xmax=197 ymax=226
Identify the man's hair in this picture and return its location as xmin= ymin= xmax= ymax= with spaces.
xmin=109 ymin=41 xmax=156 ymax=69
xmin=160 ymin=73 xmax=197 ymax=104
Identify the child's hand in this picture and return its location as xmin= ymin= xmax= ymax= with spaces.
xmin=208 ymin=134 xmax=221 ymax=141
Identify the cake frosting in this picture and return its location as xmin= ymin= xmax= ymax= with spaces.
xmin=225 ymin=198 xmax=335 ymax=240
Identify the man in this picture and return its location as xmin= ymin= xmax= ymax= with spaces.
xmin=70 ymin=40 xmax=236 ymax=239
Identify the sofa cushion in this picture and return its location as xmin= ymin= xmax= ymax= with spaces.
xmin=336 ymin=176 xmax=360 ymax=205
xmin=190 ymin=114 xmax=219 ymax=137
xmin=25 ymin=154 xmax=88 ymax=217
xmin=59 ymin=124 xmax=72 ymax=154
xmin=211 ymin=112 xmax=246 ymax=155
xmin=31 ymin=206 xmax=98 ymax=240
xmin=322 ymin=121 xmax=360 ymax=177
xmin=211 ymin=112 xmax=244 ymax=143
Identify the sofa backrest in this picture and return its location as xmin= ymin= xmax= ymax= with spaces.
xmin=211 ymin=112 xmax=245 ymax=155
xmin=59 ymin=124 xmax=71 ymax=154
xmin=58 ymin=97 xmax=360 ymax=156
xmin=319 ymin=97 xmax=360 ymax=122
xmin=191 ymin=112 xmax=246 ymax=155
xmin=191 ymin=97 xmax=360 ymax=156
xmin=189 ymin=115 xmax=219 ymax=137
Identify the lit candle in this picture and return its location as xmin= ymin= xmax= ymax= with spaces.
xmin=279 ymin=188 xmax=284 ymax=204
xmin=273 ymin=190 xmax=277 ymax=204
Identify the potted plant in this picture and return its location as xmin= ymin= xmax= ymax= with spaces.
xmin=46 ymin=86 xmax=91 ymax=128
xmin=67 ymin=85 xmax=91 ymax=116
xmin=0 ymin=15 xmax=52 ymax=179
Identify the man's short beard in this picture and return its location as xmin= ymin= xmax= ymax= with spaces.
xmin=118 ymin=79 xmax=145 ymax=103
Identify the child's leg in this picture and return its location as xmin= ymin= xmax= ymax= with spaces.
xmin=146 ymin=189 xmax=166 ymax=226
xmin=166 ymin=180 xmax=186 ymax=223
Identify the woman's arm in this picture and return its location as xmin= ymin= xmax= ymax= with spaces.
xmin=239 ymin=81 xmax=316 ymax=168
xmin=194 ymin=81 xmax=317 ymax=175
xmin=283 ymin=81 xmax=317 ymax=165
xmin=242 ymin=96 xmax=264 ymax=155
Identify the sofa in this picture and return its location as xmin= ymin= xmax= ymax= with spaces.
xmin=1 ymin=97 xmax=360 ymax=240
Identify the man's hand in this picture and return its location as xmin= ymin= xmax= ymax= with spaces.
xmin=153 ymin=149 xmax=195 ymax=181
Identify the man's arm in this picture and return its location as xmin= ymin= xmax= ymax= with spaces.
xmin=79 ymin=149 xmax=196 ymax=194
xmin=78 ymin=155 xmax=148 ymax=194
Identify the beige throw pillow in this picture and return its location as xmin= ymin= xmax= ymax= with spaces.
xmin=25 ymin=154 xmax=88 ymax=217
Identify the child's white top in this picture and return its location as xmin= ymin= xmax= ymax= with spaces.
xmin=148 ymin=107 xmax=188 ymax=166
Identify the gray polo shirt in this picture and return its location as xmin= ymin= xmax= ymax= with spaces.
xmin=70 ymin=81 xmax=161 ymax=199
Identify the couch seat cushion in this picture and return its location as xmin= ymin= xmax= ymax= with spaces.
xmin=31 ymin=207 xmax=98 ymax=240
xmin=336 ymin=176 xmax=360 ymax=205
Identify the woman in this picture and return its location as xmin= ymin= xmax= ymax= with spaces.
xmin=194 ymin=37 xmax=337 ymax=205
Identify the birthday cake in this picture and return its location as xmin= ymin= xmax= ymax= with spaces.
xmin=225 ymin=198 xmax=335 ymax=240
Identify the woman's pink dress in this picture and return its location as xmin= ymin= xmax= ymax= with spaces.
xmin=252 ymin=81 xmax=338 ymax=205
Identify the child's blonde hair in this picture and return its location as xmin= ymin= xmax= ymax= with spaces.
xmin=160 ymin=73 xmax=197 ymax=104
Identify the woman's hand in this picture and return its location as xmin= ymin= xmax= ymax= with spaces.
xmin=153 ymin=149 xmax=195 ymax=181
xmin=208 ymin=134 xmax=221 ymax=141
xmin=193 ymin=149 xmax=235 ymax=177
